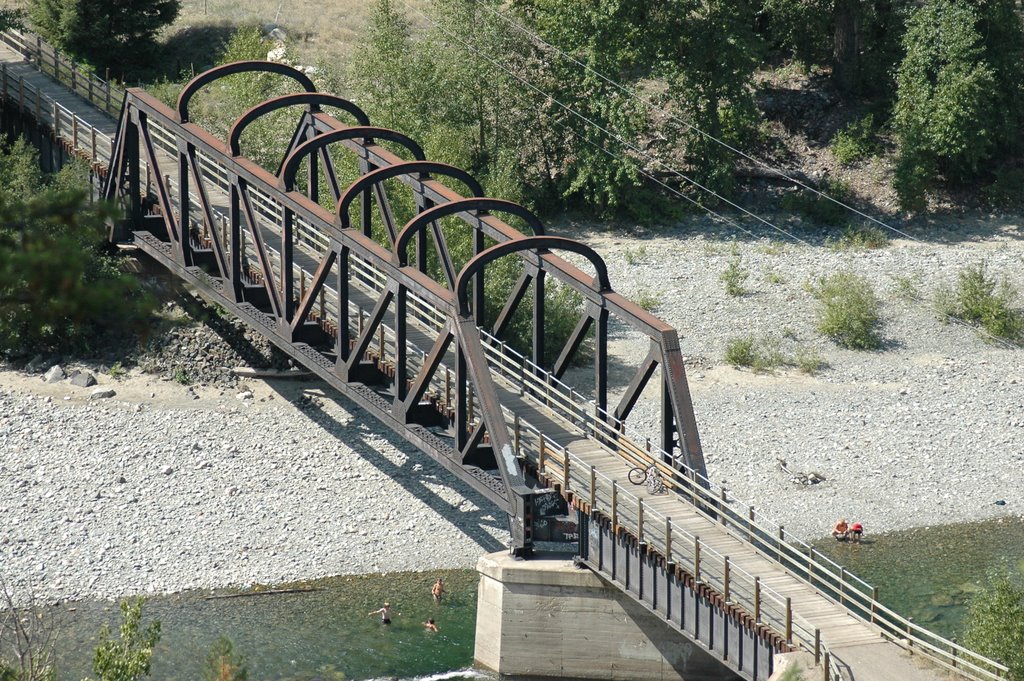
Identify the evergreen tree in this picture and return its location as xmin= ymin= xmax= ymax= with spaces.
xmin=29 ymin=0 xmax=180 ymax=72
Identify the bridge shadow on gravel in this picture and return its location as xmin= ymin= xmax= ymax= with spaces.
xmin=263 ymin=378 xmax=508 ymax=554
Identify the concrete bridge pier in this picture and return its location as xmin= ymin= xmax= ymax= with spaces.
xmin=474 ymin=552 xmax=739 ymax=681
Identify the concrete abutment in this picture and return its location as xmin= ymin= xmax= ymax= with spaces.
xmin=474 ymin=552 xmax=740 ymax=681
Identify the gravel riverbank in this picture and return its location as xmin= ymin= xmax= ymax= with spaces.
xmin=1 ymin=219 xmax=1022 ymax=604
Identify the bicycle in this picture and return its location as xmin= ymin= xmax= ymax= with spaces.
xmin=627 ymin=463 xmax=666 ymax=494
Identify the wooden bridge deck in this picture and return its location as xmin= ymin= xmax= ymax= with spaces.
xmin=0 ymin=36 xmax=964 ymax=681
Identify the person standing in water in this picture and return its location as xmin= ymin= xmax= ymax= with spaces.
xmin=423 ymin=618 xmax=438 ymax=632
xmin=368 ymin=602 xmax=396 ymax=625
xmin=431 ymin=578 xmax=446 ymax=602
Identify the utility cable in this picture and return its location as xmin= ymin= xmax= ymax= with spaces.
xmin=468 ymin=0 xmax=922 ymax=243
xmin=406 ymin=0 xmax=813 ymax=246
xmin=406 ymin=0 xmax=1023 ymax=350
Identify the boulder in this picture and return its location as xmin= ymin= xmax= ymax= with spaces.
xmin=43 ymin=365 xmax=66 ymax=383
xmin=90 ymin=388 xmax=116 ymax=400
xmin=69 ymin=371 xmax=97 ymax=388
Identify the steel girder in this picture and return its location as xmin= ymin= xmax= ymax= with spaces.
xmin=105 ymin=61 xmax=708 ymax=556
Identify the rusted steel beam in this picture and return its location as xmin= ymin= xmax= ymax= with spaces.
xmin=400 ymin=324 xmax=454 ymax=419
xmin=344 ymin=287 xmax=393 ymax=377
xmin=177 ymin=60 xmax=316 ymax=124
xmin=227 ymin=92 xmax=370 ymax=156
xmin=290 ymin=250 xmax=337 ymax=335
xmin=184 ymin=144 xmax=229 ymax=280
xmin=491 ymin=268 xmax=532 ymax=339
xmin=237 ymin=180 xmax=283 ymax=319
xmin=278 ymin=126 xmax=426 ymax=192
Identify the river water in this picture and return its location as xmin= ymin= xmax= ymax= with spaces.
xmin=45 ymin=518 xmax=1024 ymax=680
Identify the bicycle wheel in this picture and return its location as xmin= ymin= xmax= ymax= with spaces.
xmin=627 ymin=466 xmax=647 ymax=485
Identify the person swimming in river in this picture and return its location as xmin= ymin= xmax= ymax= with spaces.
xmin=423 ymin=618 xmax=438 ymax=632
xmin=368 ymin=602 xmax=398 ymax=624
xmin=431 ymin=578 xmax=446 ymax=602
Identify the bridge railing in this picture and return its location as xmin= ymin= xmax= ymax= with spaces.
xmin=0 ymin=29 xmax=124 ymax=117
xmin=473 ymin=335 xmax=1008 ymax=681
xmin=507 ymin=415 xmax=845 ymax=680
xmin=0 ymin=60 xmax=115 ymax=165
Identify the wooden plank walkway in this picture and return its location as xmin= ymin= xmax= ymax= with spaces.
xmin=0 ymin=38 xmax=959 ymax=681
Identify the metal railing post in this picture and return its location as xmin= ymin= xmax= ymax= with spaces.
xmin=785 ymin=597 xmax=793 ymax=644
xmin=871 ymin=587 xmax=879 ymax=624
xmin=637 ymin=498 xmax=644 ymax=543
xmin=589 ymin=465 xmax=596 ymax=510
xmin=563 ymin=449 xmax=570 ymax=492
xmin=719 ymin=487 xmax=727 ymax=525
xmin=723 ymin=556 xmax=730 ymax=602
xmin=513 ymin=414 xmax=520 ymax=455
xmin=611 ymin=480 xmax=618 ymax=531
xmin=665 ymin=517 xmax=672 ymax=561
xmin=538 ymin=434 xmax=546 ymax=477
xmin=693 ymin=536 xmax=701 ymax=581
xmin=823 ymin=652 xmax=830 ymax=681
xmin=814 ymin=628 xmax=821 ymax=665
xmin=754 ymin=577 xmax=761 ymax=623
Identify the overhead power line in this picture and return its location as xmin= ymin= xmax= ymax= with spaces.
xmin=403 ymin=0 xmax=1023 ymax=350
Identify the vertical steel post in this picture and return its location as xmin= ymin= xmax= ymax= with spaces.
xmin=693 ymin=537 xmax=701 ymax=581
xmin=754 ymin=577 xmax=761 ymax=623
xmin=723 ymin=556 xmax=730 ymax=602
xmin=785 ymin=597 xmax=793 ymax=644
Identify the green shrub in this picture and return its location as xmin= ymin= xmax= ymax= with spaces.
xmin=935 ymin=262 xmax=1023 ymax=341
xmin=624 ymin=246 xmax=648 ymax=266
xmin=634 ymin=288 xmax=662 ymax=312
xmin=763 ymin=267 xmax=786 ymax=285
xmin=89 ymin=598 xmax=161 ymax=681
xmin=811 ymin=271 xmax=883 ymax=350
xmin=831 ymin=114 xmax=880 ymax=166
xmin=724 ymin=335 xmax=783 ymax=373
xmin=724 ymin=335 xmax=758 ymax=368
xmin=720 ymin=257 xmax=750 ymax=296
xmin=204 ymin=636 xmax=247 ymax=681
xmin=780 ymin=179 xmax=853 ymax=227
xmin=963 ymin=575 xmax=1024 ymax=681
xmin=794 ymin=346 xmax=827 ymax=375
xmin=832 ymin=224 xmax=889 ymax=250
xmin=983 ymin=165 xmax=1024 ymax=210
xmin=891 ymin=274 xmax=922 ymax=301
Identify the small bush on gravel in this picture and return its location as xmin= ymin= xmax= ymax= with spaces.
xmin=832 ymin=224 xmax=889 ymax=250
xmin=634 ymin=287 xmax=662 ymax=312
xmin=891 ymin=274 xmax=922 ymax=301
xmin=935 ymin=262 xmax=1023 ymax=341
xmin=720 ymin=257 xmax=749 ymax=296
xmin=724 ymin=335 xmax=783 ymax=372
xmin=794 ymin=346 xmax=827 ymax=375
xmin=724 ymin=335 xmax=825 ymax=374
xmin=811 ymin=272 xmax=883 ymax=350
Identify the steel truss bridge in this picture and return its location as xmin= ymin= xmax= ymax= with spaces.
xmin=0 ymin=28 xmax=1010 ymax=681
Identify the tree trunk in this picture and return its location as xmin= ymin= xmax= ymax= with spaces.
xmin=833 ymin=0 xmax=860 ymax=96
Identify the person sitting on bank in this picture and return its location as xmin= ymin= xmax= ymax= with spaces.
xmin=423 ymin=618 xmax=438 ymax=632
xmin=832 ymin=518 xmax=849 ymax=541
xmin=850 ymin=522 xmax=864 ymax=543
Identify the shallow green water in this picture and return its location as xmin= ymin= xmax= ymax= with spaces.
xmin=813 ymin=517 xmax=1024 ymax=638
xmin=46 ymin=518 xmax=1024 ymax=679
xmin=52 ymin=569 xmax=490 ymax=681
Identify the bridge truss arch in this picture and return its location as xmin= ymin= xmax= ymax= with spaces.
xmin=104 ymin=62 xmax=707 ymax=558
